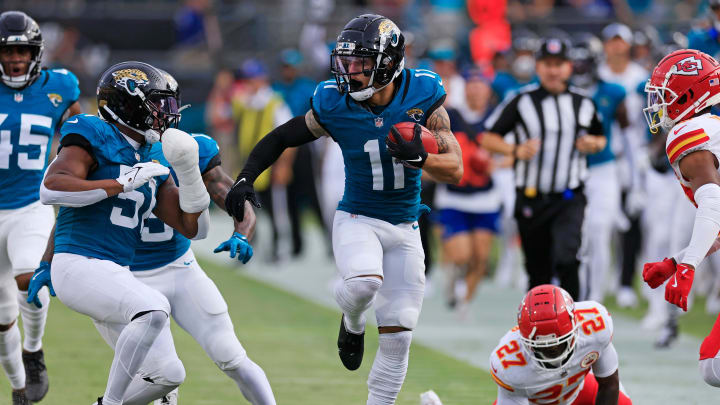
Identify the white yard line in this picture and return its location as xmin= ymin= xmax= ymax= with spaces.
xmin=195 ymin=211 xmax=717 ymax=404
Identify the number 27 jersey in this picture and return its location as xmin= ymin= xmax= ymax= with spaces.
xmin=311 ymin=69 xmax=446 ymax=225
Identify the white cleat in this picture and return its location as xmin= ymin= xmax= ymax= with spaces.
xmin=153 ymin=388 xmax=178 ymax=405
xmin=420 ymin=390 xmax=443 ymax=405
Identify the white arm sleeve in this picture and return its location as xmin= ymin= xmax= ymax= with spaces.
xmin=162 ymin=129 xmax=210 ymax=213
xmin=682 ymin=183 xmax=720 ymax=268
xmin=592 ymin=342 xmax=619 ymax=378
xmin=39 ymin=182 xmax=108 ymax=207
xmin=496 ymin=387 xmax=529 ymax=405
xmin=190 ymin=209 xmax=210 ymax=241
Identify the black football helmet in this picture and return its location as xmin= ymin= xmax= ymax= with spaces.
xmin=330 ymin=14 xmax=405 ymax=101
xmin=0 ymin=11 xmax=43 ymax=89
xmin=570 ymin=33 xmax=603 ymax=89
xmin=97 ymin=61 xmax=182 ymax=144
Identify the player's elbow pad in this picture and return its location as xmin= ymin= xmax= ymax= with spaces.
xmin=683 ymin=183 xmax=720 ymax=267
xmin=39 ymin=182 xmax=108 ymax=207
xmin=191 ymin=209 xmax=210 ymax=240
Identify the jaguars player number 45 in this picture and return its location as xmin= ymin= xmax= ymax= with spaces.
xmin=0 ymin=10 xmax=82 ymax=405
xmin=225 ymin=14 xmax=463 ymax=405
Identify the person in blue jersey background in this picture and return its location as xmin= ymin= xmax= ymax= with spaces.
xmin=224 ymin=14 xmax=463 ymax=405
xmin=34 ymin=61 xmax=210 ymax=405
xmin=0 ymin=11 xmax=82 ymax=405
xmin=570 ymin=34 xmax=631 ymax=306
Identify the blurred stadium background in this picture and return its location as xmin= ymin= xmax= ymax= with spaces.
xmin=3 ymin=0 xmax=720 ymax=403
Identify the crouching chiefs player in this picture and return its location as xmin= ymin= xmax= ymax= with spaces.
xmin=490 ymin=285 xmax=632 ymax=405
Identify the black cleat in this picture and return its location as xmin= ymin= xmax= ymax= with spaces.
xmin=23 ymin=350 xmax=48 ymax=402
xmin=337 ymin=316 xmax=364 ymax=371
xmin=92 ymin=396 xmax=103 ymax=405
xmin=655 ymin=321 xmax=679 ymax=349
xmin=12 ymin=390 xmax=31 ymax=405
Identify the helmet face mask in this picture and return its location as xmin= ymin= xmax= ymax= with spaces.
xmin=330 ymin=14 xmax=405 ymax=102
xmin=97 ymin=62 xmax=182 ymax=144
xmin=0 ymin=11 xmax=43 ymax=89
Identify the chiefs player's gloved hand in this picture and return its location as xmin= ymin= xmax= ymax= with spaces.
xmin=642 ymin=257 xmax=677 ymax=288
xmin=386 ymin=123 xmax=428 ymax=169
xmin=224 ymin=177 xmax=261 ymax=222
xmin=665 ymin=263 xmax=695 ymax=312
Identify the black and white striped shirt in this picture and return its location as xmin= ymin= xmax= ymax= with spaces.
xmin=486 ymin=84 xmax=604 ymax=196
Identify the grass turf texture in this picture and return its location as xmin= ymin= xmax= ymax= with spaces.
xmin=0 ymin=258 xmax=495 ymax=404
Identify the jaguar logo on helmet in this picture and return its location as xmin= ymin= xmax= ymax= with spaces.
xmin=111 ymin=69 xmax=149 ymax=95
xmin=406 ymin=108 xmax=424 ymax=122
xmin=378 ymin=19 xmax=400 ymax=47
xmin=672 ymin=56 xmax=703 ymax=76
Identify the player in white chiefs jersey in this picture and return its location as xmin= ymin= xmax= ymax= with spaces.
xmin=642 ymin=49 xmax=720 ymax=388
xmin=489 ymin=285 xmax=632 ymax=405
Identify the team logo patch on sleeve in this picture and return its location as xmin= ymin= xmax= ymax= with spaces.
xmin=47 ymin=93 xmax=62 ymax=107
xmin=406 ymin=108 xmax=424 ymax=122
xmin=666 ymin=128 xmax=709 ymax=163
xmin=580 ymin=351 xmax=599 ymax=368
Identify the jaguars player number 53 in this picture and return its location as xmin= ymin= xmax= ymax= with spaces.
xmin=225 ymin=14 xmax=463 ymax=405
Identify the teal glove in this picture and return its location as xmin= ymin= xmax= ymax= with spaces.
xmin=27 ymin=261 xmax=55 ymax=308
xmin=214 ymin=232 xmax=253 ymax=264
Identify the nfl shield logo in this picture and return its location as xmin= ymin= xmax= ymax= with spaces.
xmin=134 ymin=152 xmax=141 ymax=161
xmin=14 ymin=93 xmax=22 ymax=103
xmin=374 ymin=117 xmax=384 ymax=128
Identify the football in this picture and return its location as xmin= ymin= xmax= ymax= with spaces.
xmin=387 ymin=122 xmax=439 ymax=154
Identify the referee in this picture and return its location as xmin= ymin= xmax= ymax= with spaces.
xmin=482 ymin=38 xmax=606 ymax=299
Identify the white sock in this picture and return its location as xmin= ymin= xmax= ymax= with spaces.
xmin=0 ymin=322 xmax=25 ymax=390
xmin=103 ymin=311 xmax=168 ymax=405
xmin=223 ymin=356 xmax=276 ymax=405
xmin=17 ymin=289 xmax=49 ymax=353
xmin=334 ymin=277 xmax=382 ymax=334
xmin=367 ymin=331 xmax=412 ymax=405
xmin=122 ymin=375 xmax=179 ymax=405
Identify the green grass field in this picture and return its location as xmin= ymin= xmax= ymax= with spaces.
xmin=0 ymin=258 xmax=495 ymax=404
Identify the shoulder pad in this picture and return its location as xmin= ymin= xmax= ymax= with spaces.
xmin=666 ymin=116 xmax=712 ymax=165
xmin=575 ymin=301 xmax=614 ymax=348
xmin=488 ymin=328 xmax=526 ymax=392
xmin=191 ymin=133 xmax=220 ymax=159
xmin=59 ymin=114 xmax=106 ymax=145
xmin=311 ymin=80 xmax=343 ymax=118
xmin=46 ymin=68 xmax=80 ymax=103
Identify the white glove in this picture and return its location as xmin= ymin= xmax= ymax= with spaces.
xmin=161 ymin=128 xmax=210 ymax=213
xmin=420 ymin=390 xmax=443 ymax=405
xmin=115 ymin=162 xmax=169 ymax=192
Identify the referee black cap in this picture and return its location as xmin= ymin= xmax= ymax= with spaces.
xmin=536 ymin=38 xmax=571 ymax=60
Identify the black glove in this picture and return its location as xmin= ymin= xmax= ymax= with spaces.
xmin=386 ymin=123 xmax=428 ymax=168
xmin=225 ymin=177 xmax=262 ymax=222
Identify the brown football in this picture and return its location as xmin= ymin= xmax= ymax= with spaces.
xmin=388 ymin=122 xmax=439 ymax=154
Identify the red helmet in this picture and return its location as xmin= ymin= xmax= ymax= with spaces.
xmin=644 ymin=49 xmax=720 ymax=133
xmin=517 ymin=285 xmax=577 ymax=369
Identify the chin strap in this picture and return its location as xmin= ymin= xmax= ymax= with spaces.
xmin=102 ymin=105 xmax=160 ymax=144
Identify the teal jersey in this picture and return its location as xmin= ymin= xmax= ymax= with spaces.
xmin=53 ymin=114 xmax=169 ymax=266
xmin=130 ymin=133 xmax=220 ymax=271
xmin=0 ymin=68 xmax=80 ymax=209
xmin=311 ymin=69 xmax=446 ymax=224
xmin=588 ymin=80 xmax=626 ymax=167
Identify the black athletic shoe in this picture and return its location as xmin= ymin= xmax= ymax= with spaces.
xmin=12 ymin=390 xmax=31 ymax=405
xmin=337 ymin=316 xmax=364 ymax=371
xmin=655 ymin=321 xmax=679 ymax=349
xmin=23 ymin=350 xmax=48 ymax=402
xmin=93 ymin=396 xmax=103 ymax=405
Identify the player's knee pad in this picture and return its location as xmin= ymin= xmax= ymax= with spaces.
xmin=206 ymin=329 xmax=248 ymax=371
xmin=155 ymin=356 xmax=186 ymax=386
xmin=699 ymin=358 xmax=720 ymax=387
xmin=334 ymin=276 xmax=383 ymax=314
xmin=374 ymin=287 xmax=423 ymax=330
xmin=0 ymin=281 xmax=19 ymax=326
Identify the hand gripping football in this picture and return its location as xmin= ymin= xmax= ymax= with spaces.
xmin=387 ymin=122 xmax=439 ymax=154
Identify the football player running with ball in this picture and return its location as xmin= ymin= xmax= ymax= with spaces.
xmin=641 ymin=49 xmax=720 ymax=387
xmin=225 ymin=14 xmax=462 ymax=405
xmin=0 ymin=10 xmax=82 ymax=405
xmin=37 ymin=61 xmax=209 ymax=405
xmin=29 ymin=69 xmax=276 ymax=404
xmin=490 ymin=285 xmax=632 ymax=405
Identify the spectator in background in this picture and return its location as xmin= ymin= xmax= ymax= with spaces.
xmin=272 ymin=49 xmax=326 ymax=256
xmin=232 ymin=59 xmax=295 ymax=261
xmin=428 ymin=40 xmax=466 ymax=110
xmin=174 ymin=0 xmax=222 ymax=70
xmin=688 ymin=0 xmax=720 ymax=58
xmin=207 ymin=69 xmax=240 ymax=175
xmin=436 ymin=69 xmax=502 ymax=316
xmin=598 ymin=22 xmax=649 ymax=307
xmin=492 ymin=29 xmax=538 ymax=101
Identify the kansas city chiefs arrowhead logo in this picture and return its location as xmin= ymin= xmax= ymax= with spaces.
xmin=672 ymin=56 xmax=703 ymax=76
